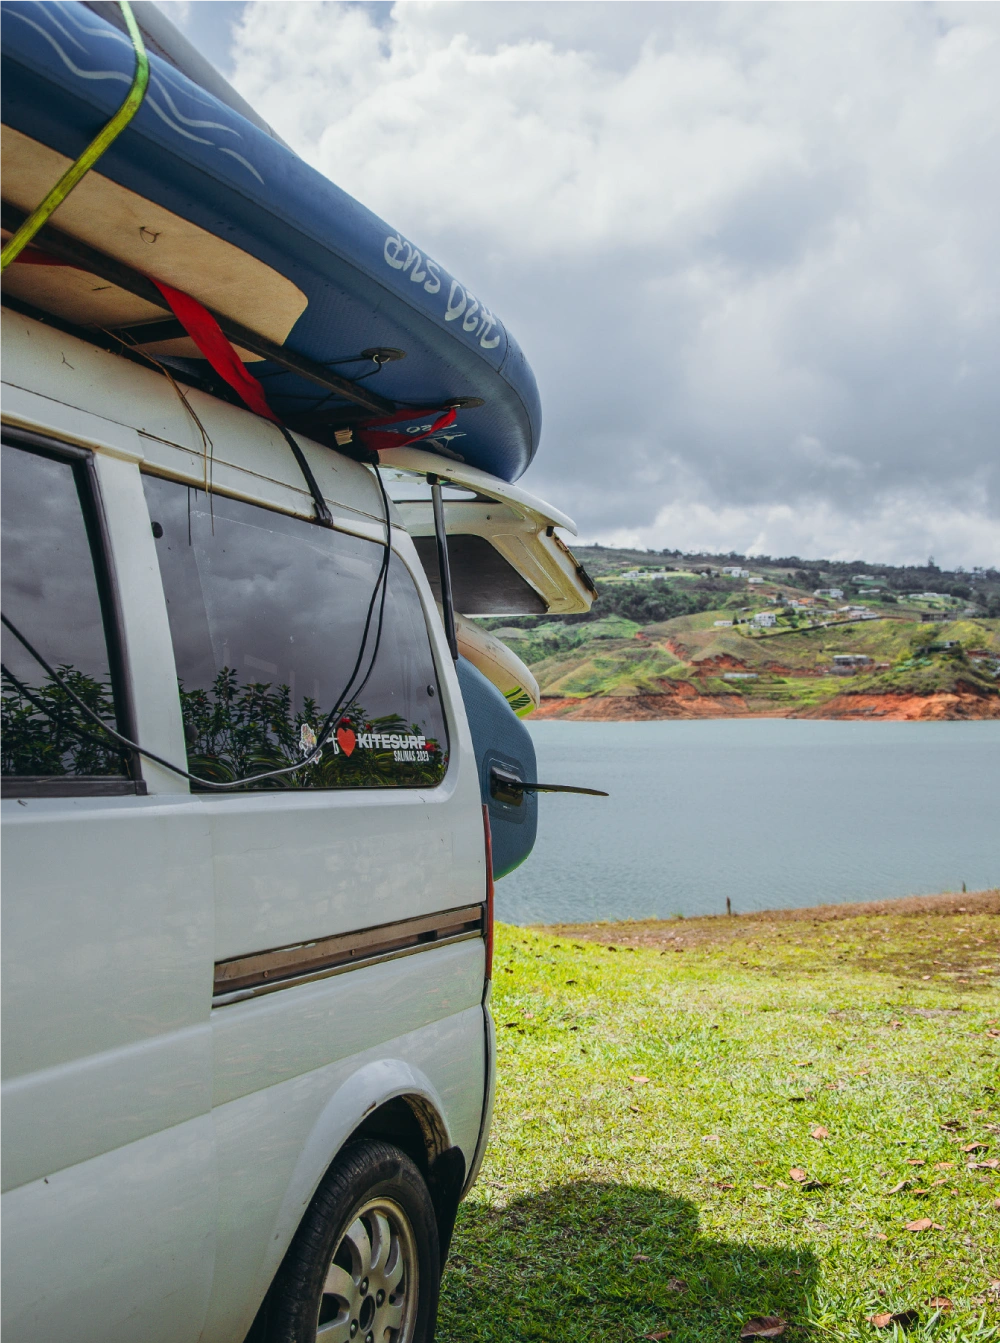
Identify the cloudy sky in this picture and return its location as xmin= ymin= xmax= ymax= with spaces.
xmin=157 ymin=1 xmax=999 ymax=567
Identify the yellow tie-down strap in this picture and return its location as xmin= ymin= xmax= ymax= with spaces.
xmin=1 ymin=0 xmax=149 ymax=272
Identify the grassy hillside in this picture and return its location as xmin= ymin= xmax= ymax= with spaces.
xmin=438 ymin=894 xmax=1000 ymax=1342
xmin=482 ymin=549 xmax=1000 ymax=717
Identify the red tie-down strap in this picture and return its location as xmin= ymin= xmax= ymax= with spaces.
xmin=7 ymin=245 xmax=77 ymax=266
xmin=151 ymin=279 xmax=280 ymax=423
xmin=353 ymin=405 xmax=457 ymax=453
xmin=151 ymin=279 xmax=334 ymax=525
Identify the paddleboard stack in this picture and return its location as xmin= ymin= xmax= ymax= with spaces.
xmin=1 ymin=0 xmax=540 ymax=482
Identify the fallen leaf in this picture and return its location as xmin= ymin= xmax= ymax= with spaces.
xmin=961 ymin=1141 xmax=988 ymax=1153
xmin=904 ymin=1218 xmax=934 ymax=1231
xmin=886 ymin=1181 xmax=909 ymax=1195
xmin=775 ymin=1180 xmax=789 ymax=1189
xmin=789 ymin=1168 xmax=808 ymax=1182
xmin=905 ymin=1158 xmax=926 ymax=1166
xmin=929 ymin=1178 xmax=948 ymax=1187
xmin=888 ymin=1020 xmax=904 ymax=1029
xmin=739 ymin=1317 xmax=787 ymax=1339
xmin=970 ymin=1158 xmax=1000 ymax=1169
xmin=987 ymin=1029 xmax=1000 ymax=1038
xmin=928 ymin=1297 xmax=953 ymax=1311
xmin=715 ymin=1182 xmax=736 ymax=1190
xmin=911 ymin=1188 xmax=930 ymax=1197
xmin=665 ymin=1277 xmax=688 ymax=1293
xmin=871 ymin=1309 xmax=919 ymax=1329
xmin=702 ymin=1134 xmax=720 ymax=1142
xmin=794 ymin=1060 xmax=812 ymax=1066
xmin=753 ymin=1182 xmax=770 ymax=1190
xmin=811 ymin=1126 xmax=829 ymax=1140
xmin=643 ymin=1333 xmax=670 ymax=1341
xmin=940 ymin=1119 xmax=965 ymax=1131
xmin=632 ymin=1253 xmax=650 ymax=1262
xmin=933 ymin=1161 xmax=954 ymax=1170
xmin=870 ymin=1232 xmax=889 ymax=1241
xmin=630 ymin=1075 xmax=650 ymax=1084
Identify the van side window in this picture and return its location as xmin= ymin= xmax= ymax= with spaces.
xmin=142 ymin=476 xmax=448 ymax=790
xmin=1 ymin=440 xmax=131 ymax=787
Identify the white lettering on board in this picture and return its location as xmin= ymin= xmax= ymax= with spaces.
xmin=385 ymin=234 xmax=502 ymax=349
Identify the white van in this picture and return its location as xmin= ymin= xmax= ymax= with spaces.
xmin=1 ymin=308 xmax=591 ymax=1342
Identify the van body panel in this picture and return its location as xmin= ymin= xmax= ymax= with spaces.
xmin=91 ymin=449 xmax=192 ymax=792
xmin=211 ymin=939 xmax=485 ymax=1105
xmin=205 ymin=782 xmax=479 ymax=961
xmin=0 ymin=797 xmax=214 ymax=1083
xmin=1 ymin=1024 xmax=211 ymax=1191
xmin=1 ymin=792 xmax=217 ymax=1340
xmin=203 ymin=1004 xmax=485 ymax=1343
xmin=1 ymin=1114 xmax=216 ymax=1343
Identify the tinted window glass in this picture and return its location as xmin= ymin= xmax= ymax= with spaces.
xmin=142 ymin=476 xmax=448 ymax=790
xmin=1 ymin=441 xmax=128 ymax=778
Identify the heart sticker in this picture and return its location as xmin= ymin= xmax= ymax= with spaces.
xmin=336 ymin=726 xmax=356 ymax=757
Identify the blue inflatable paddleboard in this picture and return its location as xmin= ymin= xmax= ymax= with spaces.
xmin=1 ymin=0 xmax=540 ymax=482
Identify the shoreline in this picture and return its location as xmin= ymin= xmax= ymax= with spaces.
xmin=536 ymin=887 xmax=999 ymax=942
xmin=531 ymin=688 xmax=1000 ymax=722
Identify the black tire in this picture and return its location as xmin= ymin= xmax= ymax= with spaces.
xmin=266 ymin=1138 xmax=441 ymax=1343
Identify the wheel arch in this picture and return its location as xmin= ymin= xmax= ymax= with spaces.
xmin=243 ymin=1062 xmax=463 ymax=1341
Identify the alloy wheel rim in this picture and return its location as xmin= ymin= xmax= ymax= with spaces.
xmin=316 ymin=1196 xmax=418 ymax=1342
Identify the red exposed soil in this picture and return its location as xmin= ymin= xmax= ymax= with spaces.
xmin=797 ymin=687 xmax=1000 ymax=720
xmin=533 ymin=684 xmax=1000 ymax=721
xmin=533 ymin=691 xmax=752 ymax=720
xmin=691 ymin=653 xmax=749 ymax=673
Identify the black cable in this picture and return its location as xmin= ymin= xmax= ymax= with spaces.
xmin=307 ymin=464 xmax=392 ymax=752
xmin=0 ymin=464 xmax=394 ymax=790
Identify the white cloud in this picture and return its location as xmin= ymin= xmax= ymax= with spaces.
xmin=226 ymin=1 xmax=1000 ymax=567
xmin=593 ymin=490 xmax=1000 ymax=569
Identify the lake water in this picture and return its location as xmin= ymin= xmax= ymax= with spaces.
xmin=496 ymin=720 xmax=1000 ymax=925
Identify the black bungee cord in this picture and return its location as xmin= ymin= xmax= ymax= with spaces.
xmin=1 ymin=466 xmax=394 ymax=791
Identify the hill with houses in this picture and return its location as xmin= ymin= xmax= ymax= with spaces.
xmin=481 ymin=548 xmax=1000 ymax=719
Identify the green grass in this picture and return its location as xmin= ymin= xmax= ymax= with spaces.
xmin=438 ymin=905 xmax=1000 ymax=1341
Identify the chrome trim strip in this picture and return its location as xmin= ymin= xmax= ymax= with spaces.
xmin=212 ymin=904 xmax=484 ymax=1007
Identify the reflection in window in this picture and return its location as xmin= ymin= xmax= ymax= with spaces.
xmin=1 ymin=442 xmax=128 ymax=779
xmin=142 ymin=476 xmax=448 ymax=790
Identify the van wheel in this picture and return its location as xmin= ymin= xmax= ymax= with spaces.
xmin=268 ymin=1139 xmax=440 ymax=1343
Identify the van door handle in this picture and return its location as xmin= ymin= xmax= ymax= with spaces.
xmin=489 ymin=766 xmax=608 ymax=805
